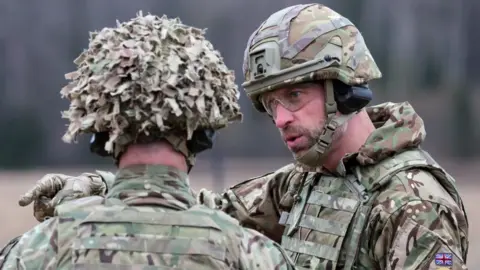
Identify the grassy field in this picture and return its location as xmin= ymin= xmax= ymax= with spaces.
xmin=0 ymin=158 xmax=478 ymax=267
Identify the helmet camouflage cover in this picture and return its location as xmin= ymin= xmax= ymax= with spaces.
xmin=61 ymin=11 xmax=242 ymax=158
xmin=242 ymin=3 xmax=382 ymax=112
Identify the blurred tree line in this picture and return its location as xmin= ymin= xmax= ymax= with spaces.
xmin=0 ymin=0 xmax=478 ymax=169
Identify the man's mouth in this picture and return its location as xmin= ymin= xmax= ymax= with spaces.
xmin=284 ymin=135 xmax=302 ymax=147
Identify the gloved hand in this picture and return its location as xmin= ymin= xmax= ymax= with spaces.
xmin=197 ymin=188 xmax=253 ymax=229
xmin=196 ymin=188 xmax=227 ymax=210
xmin=18 ymin=173 xmax=107 ymax=222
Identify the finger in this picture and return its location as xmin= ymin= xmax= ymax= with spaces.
xmin=50 ymin=189 xmax=86 ymax=208
xmin=197 ymin=188 xmax=206 ymax=204
xmin=33 ymin=190 xmax=86 ymax=222
xmin=18 ymin=186 xmax=42 ymax=207
xmin=33 ymin=196 xmax=54 ymax=222
xmin=18 ymin=175 xmax=67 ymax=207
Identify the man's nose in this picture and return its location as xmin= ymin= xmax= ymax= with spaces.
xmin=274 ymin=105 xmax=294 ymax=129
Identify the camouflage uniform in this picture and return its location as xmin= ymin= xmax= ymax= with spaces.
xmin=217 ymin=101 xmax=469 ymax=269
xmin=3 ymin=165 xmax=294 ymax=269
xmin=225 ymin=4 xmax=469 ymax=269
xmin=6 ymin=103 xmax=469 ymax=269
xmin=2 ymin=4 xmax=470 ymax=270
xmin=0 ymin=12 xmax=295 ymax=270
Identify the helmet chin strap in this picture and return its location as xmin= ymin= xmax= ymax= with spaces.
xmin=295 ymin=80 xmax=355 ymax=170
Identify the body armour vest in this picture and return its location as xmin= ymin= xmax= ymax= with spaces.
xmin=278 ymin=149 xmax=464 ymax=269
xmin=54 ymin=197 xmax=244 ymax=269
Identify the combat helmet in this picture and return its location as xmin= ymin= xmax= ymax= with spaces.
xmin=242 ymin=4 xmax=382 ymax=169
xmin=60 ymin=11 xmax=242 ymax=168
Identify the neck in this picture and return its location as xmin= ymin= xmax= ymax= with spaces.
xmin=118 ymin=141 xmax=188 ymax=172
xmin=323 ymin=111 xmax=375 ymax=172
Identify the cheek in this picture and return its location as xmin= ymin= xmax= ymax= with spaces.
xmin=296 ymin=101 xmax=325 ymax=129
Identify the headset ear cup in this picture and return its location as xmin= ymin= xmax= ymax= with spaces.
xmin=187 ymin=129 xmax=216 ymax=154
xmin=333 ymin=80 xmax=372 ymax=114
xmin=90 ymin=132 xmax=110 ymax=157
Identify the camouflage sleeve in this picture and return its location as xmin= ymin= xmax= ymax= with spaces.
xmin=1 ymin=218 xmax=59 ymax=270
xmin=222 ymin=164 xmax=296 ymax=242
xmin=95 ymin=170 xmax=116 ymax=191
xmin=0 ymin=236 xmax=21 ymax=268
xmin=238 ymin=227 xmax=295 ymax=269
xmin=370 ymin=169 xmax=469 ymax=269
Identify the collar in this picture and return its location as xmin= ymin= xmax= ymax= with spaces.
xmin=107 ymin=164 xmax=196 ymax=210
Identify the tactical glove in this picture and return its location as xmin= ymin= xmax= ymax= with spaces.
xmin=18 ymin=172 xmax=112 ymax=222
xmin=197 ymin=188 xmax=228 ymax=210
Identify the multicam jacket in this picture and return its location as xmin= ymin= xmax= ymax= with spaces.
xmin=0 ymin=102 xmax=470 ymax=270
xmin=221 ymin=102 xmax=469 ymax=269
xmin=0 ymin=165 xmax=294 ymax=270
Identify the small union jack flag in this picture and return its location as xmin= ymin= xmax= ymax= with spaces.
xmin=435 ymin=252 xmax=453 ymax=266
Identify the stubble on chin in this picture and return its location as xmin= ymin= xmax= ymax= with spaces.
xmin=286 ymin=120 xmax=348 ymax=158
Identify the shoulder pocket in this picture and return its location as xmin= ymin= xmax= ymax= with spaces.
xmin=388 ymin=217 xmax=443 ymax=269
